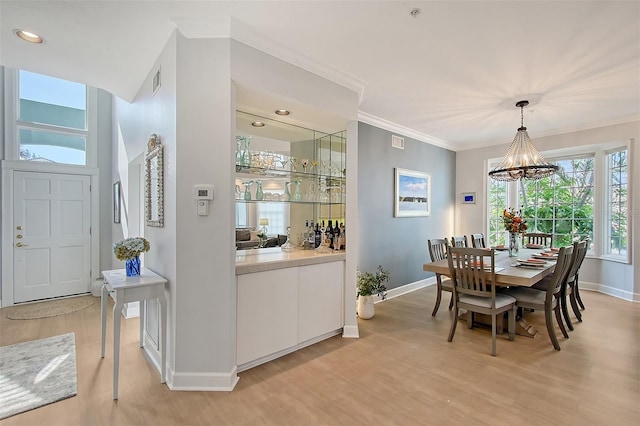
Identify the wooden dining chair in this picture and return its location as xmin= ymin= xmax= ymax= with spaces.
xmin=470 ymin=233 xmax=486 ymax=248
xmin=573 ymin=239 xmax=590 ymax=312
xmin=504 ymin=245 xmax=574 ymax=351
xmin=446 ymin=246 xmax=516 ymax=356
xmin=522 ymin=232 xmax=553 ymax=248
xmin=450 ymin=236 xmax=468 ymax=248
xmin=563 ymin=239 xmax=589 ymax=327
xmin=427 ymin=239 xmax=454 ymax=316
xmin=532 ymin=240 xmax=588 ymax=331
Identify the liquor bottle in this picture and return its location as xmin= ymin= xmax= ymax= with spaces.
xmin=314 ymin=222 xmax=321 ymax=248
xmin=332 ymin=224 xmax=341 ymax=251
xmin=327 ymin=220 xmax=334 ymax=249
xmin=340 ymin=223 xmax=346 ymax=250
xmin=308 ymin=220 xmax=315 ymax=246
xmin=304 ymin=220 xmax=309 ymax=245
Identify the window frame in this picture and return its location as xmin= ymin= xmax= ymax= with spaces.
xmin=486 ymin=141 xmax=631 ymax=264
xmin=3 ymin=68 xmax=98 ymax=168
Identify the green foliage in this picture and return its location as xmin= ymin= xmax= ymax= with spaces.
xmin=357 ymin=265 xmax=389 ymax=300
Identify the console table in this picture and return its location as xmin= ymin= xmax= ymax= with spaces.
xmin=101 ymin=267 xmax=167 ymax=399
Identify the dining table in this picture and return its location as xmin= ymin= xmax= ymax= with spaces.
xmin=422 ymin=247 xmax=558 ymax=337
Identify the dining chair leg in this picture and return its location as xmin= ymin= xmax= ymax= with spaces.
xmin=431 ymin=284 xmax=443 ymax=316
xmin=448 ymin=294 xmax=454 ymax=310
xmin=545 ymin=306 xmax=561 ymax=351
xmin=491 ymin=314 xmax=497 ymax=357
xmin=575 ymin=279 xmax=586 ymax=310
xmin=447 ymin=307 xmax=458 ymax=342
xmin=570 ymin=290 xmax=583 ymax=322
xmin=467 ymin=311 xmax=474 ymax=329
xmin=555 ymin=303 xmax=569 ymax=339
xmin=561 ymin=290 xmax=574 ymax=331
xmin=507 ymin=307 xmax=515 ymax=341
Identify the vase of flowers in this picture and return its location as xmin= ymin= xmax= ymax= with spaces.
xmin=356 ymin=265 xmax=390 ymax=319
xmin=113 ymin=237 xmax=150 ymax=277
xmin=502 ymin=208 xmax=527 ymax=257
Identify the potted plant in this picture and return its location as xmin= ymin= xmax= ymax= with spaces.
xmin=356 ymin=265 xmax=389 ymax=319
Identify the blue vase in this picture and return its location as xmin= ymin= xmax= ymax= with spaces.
xmin=126 ymin=256 xmax=141 ymax=277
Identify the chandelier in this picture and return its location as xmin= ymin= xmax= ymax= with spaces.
xmin=488 ymin=100 xmax=559 ymax=181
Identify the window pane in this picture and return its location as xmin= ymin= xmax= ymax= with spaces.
xmin=607 ymin=149 xmax=628 ymax=256
xmin=19 ymin=128 xmax=86 ymax=165
xmin=19 ymin=70 xmax=86 ymax=129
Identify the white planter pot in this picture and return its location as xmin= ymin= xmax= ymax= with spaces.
xmin=357 ymin=295 xmax=375 ymax=319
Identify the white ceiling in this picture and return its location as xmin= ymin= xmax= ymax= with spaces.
xmin=2 ymin=1 xmax=639 ymax=151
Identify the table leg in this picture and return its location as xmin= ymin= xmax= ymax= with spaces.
xmin=516 ymin=319 xmax=539 ymax=338
xmin=112 ymin=297 xmax=124 ymax=400
xmin=101 ymin=283 xmax=108 ymax=358
xmin=139 ymin=300 xmax=145 ymax=348
xmin=159 ymin=295 xmax=167 ymax=384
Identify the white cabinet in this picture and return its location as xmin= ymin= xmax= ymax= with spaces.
xmin=236 ymin=260 xmax=344 ymax=370
xmin=298 ymin=262 xmax=343 ymax=343
xmin=236 ymin=268 xmax=298 ymax=366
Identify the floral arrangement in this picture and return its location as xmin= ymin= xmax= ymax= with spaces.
xmin=357 ymin=265 xmax=390 ymax=300
xmin=502 ymin=208 xmax=527 ymax=233
xmin=113 ymin=237 xmax=150 ymax=260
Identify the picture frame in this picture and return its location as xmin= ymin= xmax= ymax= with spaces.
xmin=394 ymin=168 xmax=431 ymax=217
xmin=461 ymin=192 xmax=476 ymax=204
xmin=113 ymin=181 xmax=121 ymax=223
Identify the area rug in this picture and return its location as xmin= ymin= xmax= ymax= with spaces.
xmin=5 ymin=296 xmax=95 ymax=320
xmin=0 ymin=333 xmax=77 ymax=419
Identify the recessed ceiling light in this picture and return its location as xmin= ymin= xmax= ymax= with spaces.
xmin=251 ymin=121 xmax=266 ymax=127
xmin=14 ymin=29 xmax=45 ymax=44
xmin=275 ymin=109 xmax=290 ymax=116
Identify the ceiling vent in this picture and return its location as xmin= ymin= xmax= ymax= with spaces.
xmin=391 ymin=135 xmax=404 ymax=150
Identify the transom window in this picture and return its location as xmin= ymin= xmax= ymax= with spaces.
xmin=17 ymin=70 xmax=88 ymax=165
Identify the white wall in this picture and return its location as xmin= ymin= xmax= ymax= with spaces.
xmin=456 ymin=121 xmax=639 ymax=300
xmin=111 ymin=30 xmax=360 ymax=391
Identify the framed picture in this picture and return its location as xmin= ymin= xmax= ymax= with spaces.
xmin=461 ymin=192 xmax=476 ymax=204
xmin=113 ymin=181 xmax=121 ymax=224
xmin=394 ymin=168 xmax=431 ymax=217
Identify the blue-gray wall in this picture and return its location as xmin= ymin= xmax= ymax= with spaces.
xmin=357 ymin=122 xmax=456 ymax=290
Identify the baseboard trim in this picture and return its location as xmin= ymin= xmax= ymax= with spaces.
xmin=342 ymin=325 xmax=359 ymax=338
xmin=580 ymin=281 xmax=640 ymax=302
xmin=372 ymin=277 xmax=436 ymax=304
xmin=237 ymin=329 xmax=342 ymax=373
xmin=168 ymin=366 xmax=239 ymax=391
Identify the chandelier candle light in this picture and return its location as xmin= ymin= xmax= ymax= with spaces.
xmin=489 ymin=100 xmax=559 ymax=181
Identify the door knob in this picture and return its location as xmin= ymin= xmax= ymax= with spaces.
xmin=15 ymin=242 xmax=28 ymax=247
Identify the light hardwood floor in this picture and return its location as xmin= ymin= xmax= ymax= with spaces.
xmin=1 ymin=287 xmax=638 ymax=425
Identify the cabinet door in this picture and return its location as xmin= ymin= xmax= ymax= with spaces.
xmin=237 ymin=268 xmax=298 ymax=365
xmin=297 ymin=261 xmax=344 ymax=343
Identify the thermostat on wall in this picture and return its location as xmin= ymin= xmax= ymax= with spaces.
xmin=193 ymin=184 xmax=214 ymax=200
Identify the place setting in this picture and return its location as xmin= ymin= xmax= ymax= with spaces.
xmin=513 ymin=257 xmax=548 ymax=268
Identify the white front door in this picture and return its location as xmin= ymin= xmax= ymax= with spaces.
xmin=13 ymin=171 xmax=91 ymax=302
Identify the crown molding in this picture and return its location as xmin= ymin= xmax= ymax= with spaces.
xmin=357 ymin=111 xmax=459 ymax=151
xmin=229 ymin=18 xmax=367 ymax=104
xmin=533 ymin=114 xmax=640 ymax=140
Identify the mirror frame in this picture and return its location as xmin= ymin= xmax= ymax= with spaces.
xmin=145 ymin=134 xmax=164 ymax=227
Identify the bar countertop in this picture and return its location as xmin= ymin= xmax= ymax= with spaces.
xmin=235 ymin=247 xmax=345 ymax=275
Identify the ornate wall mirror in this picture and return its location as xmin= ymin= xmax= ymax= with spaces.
xmin=145 ymin=134 xmax=164 ymax=227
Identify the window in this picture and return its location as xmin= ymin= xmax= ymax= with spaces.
xmin=520 ymin=156 xmax=594 ymax=248
xmin=488 ymin=177 xmax=508 ymax=246
xmin=17 ymin=70 xmax=88 ymax=165
xmin=256 ymin=203 xmax=288 ymax=236
xmin=606 ymin=149 xmax=628 ymax=256
xmin=487 ymin=146 xmax=630 ymax=261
